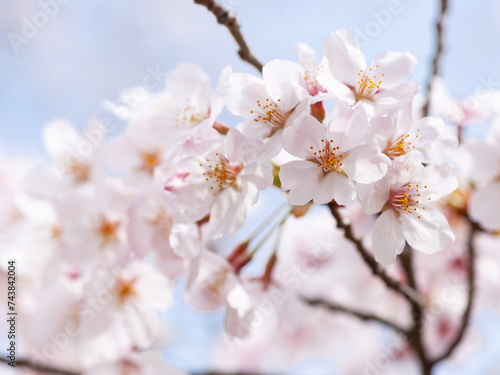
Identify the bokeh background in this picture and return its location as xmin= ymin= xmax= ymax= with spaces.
xmin=1 ymin=0 xmax=500 ymax=373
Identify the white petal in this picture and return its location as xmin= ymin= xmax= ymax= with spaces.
xmin=342 ymin=144 xmax=390 ymax=184
xmin=279 ymin=160 xmax=322 ymax=205
xmin=210 ymin=188 xmax=248 ymax=238
xmin=469 ymin=181 xmax=500 ymax=231
xmin=371 ymin=51 xmax=417 ymax=88
xmin=402 ymin=208 xmax=455 ymax=254
xmin=360 ymin=178 xmax=391 ymax=215
xmin=330 ymin=172 xmax=356 ymax=206
xmin=323 ymin=30 xmax=366 ymax=86
xmin=371 ymin=210 xmax=405 ymax=265
xmin=282 ymin=112 xmax=326 ymax=159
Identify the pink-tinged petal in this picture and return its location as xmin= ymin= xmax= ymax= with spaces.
xmin=371 ymin=51 xmax=417 ymax=88
xmin=342 ymin=144 xmax=390 ymax=184
xmin=330 ymin=172 xmax=356 ymax=206
xmin=166 ymin=63 xmax=211 ymax=107
xmin=360 ymin=178 xmax=391 ymax=215
xmin=225 ymin=284 xmax=253 ymax=339
xmin=316 ymin=69 xmax=355 ymax=104
xmin=371 ymin=210 xmax=405 ymax=265
xmin=469 ymin=181 xmax=500 ymax=231
xmin=282 ymin=112 xmax=326 ymax=159
xmin=328 ymin=102 xmax=370 ymax=137
xmin=323 ymin=30 xmax=366 ymax=86
xmin=263 ymin=60 xmax=306 ymax=105
xmin=418 ymin=163 xmax=458 ymax=200
xmin=401 ymin=208 xmax=455 ymax=254
xmin=184 ymin=251 xmax=236 ymax=312
xmin=312 ymin=172 xmax=337 ymax=204
xmin=225 ymin=128 xmax=263 ymax=164
xmin=373 ymin=82 xmax=420 ymax=105
xmin=210 ymin=188 xmax=248 ymax=238
xmin=259 ymin=130 xmax=284 ymax=162
xmin=412 ymin=117 xmax=458 ymax=163
xmin=240 ymin=163 xmax=273 ymax=190
xmin=294 ymin=42 xmax=317 ymax=64
xmin=225 ymin=73 xmax=262 ymax=115
xmin=170 ymin=223 xmax=201 ymax=259
xmin=279 ymin=160 xmax=323 ymax=205
xmin=106 ymin=135 xmax=141 ymax=171
xmin=43 ymin=120 xmax=80 ymax=159
xmin=455 ymin=139 xmax=500 ymax=183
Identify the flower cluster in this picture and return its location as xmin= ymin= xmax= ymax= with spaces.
xmin=2 ymin=29 xmax=500 ymax=374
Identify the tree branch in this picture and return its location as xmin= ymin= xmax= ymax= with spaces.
xmin=301 ymin=295 xmax=410 ymax=335
xmin=400 ymin=249 xmax=432 ymax=375
xmin=0 ymin=357 xmax=78 ymax=375
xmin=430 ymin=218 xmax=478 ymax=365
xmin=327 ymin=203 xmax=425 ymax=308
xmin=194 ymin=0 xmax=263 ymax=72
xmin=0 ymin=357 xmax=274 ymax=375
xmin=422 ymin=0 xmax=449 ymax=116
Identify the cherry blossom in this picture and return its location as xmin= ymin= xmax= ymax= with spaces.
xmin=279 ymin=109 xmax=390 ymax=206
xmin=318 ymin=30 xmax=419 ymax=114
xmin=164 ymin=127 xmax=273 ymax=238
xmin=361 ymin=153 xmax=458 ymax=265
xmin=368 ymin=104 xmax=457 ymax=163
xmin=226 ymin=59 xmax=309 ymax=159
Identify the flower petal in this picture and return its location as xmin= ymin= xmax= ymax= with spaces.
xmin=371 ymin=209 xmax=405 ymax=265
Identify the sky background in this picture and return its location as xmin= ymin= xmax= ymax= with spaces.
xmin=1 ymin=0 xmax=500 ymax=373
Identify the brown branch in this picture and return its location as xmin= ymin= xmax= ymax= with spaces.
xmin=400 ymin=249 xmax=432 ymax=375
xmin=327 ymin=203 xmax=425 ymax=308
xmin=0 ymin=357 xmax=274 ymax=375
xmin=430 ymin=218 xmax=478 ymax=365
xmin=422 ymin=0 xmax=449 ymax=116
xmin=301 ymin=295 xmax=410 ymax=335
xmin=194 ymin=0 xmax=263 ymax=72
xmin=0 ymin=357 xmax=78 ymax=375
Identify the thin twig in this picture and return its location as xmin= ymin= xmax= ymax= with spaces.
xmin=0 ymin=357 xmax=78 ymax=375
xmin=0 ymin=357 xmax=272 ymax=375
xmin=301 ymin=296 xmax=410 ymax=335
xmin=194 ymin=0 xmax=263 ymax=72
xmin=400 ymin=249 xmax=432 ymax=375
xmin=430 ymin=218 xmax=478 ymax=365
xmin=422 ymin=0 xmax=449 ymax=116
xmin=327 ymin=203 xmax=425 ymax=308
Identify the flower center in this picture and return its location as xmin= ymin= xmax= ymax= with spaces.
xmin=149 ymin=208 xmax=173 ymax=238
xmin=116 ymin=277 xmax=138 ymax=304
xmin=140 ymin=150 xmax=162 ymax=175
xmin=384 ymin=130 xmax=420 ymax=160
xmin=355 ymin=65 xmax=384 ymax=100
xmin=203 ymin=269 xmax=228 ymax=303
xmin=251 ymin=98 xmax=288 ymax=134
xmin=68 ymin=160 xmax=90 ymax=183
xmin=202 ymin=153 xmax=243 ymax=190
xmin=389 ymin=183 xmax=431 ymax=219
xmin=172 ymin=98 xmax=209 ymax=128
xmin=310 ymin=139 xmax=345 ymax=174
xmin=299 ymin=62 xmax=326 ymax=96
xmin=98 ymin=216 xmax=121 ymax=245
